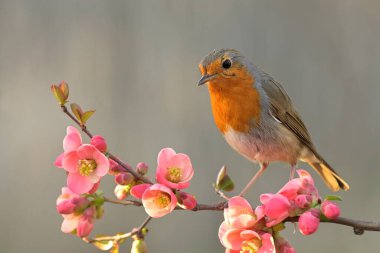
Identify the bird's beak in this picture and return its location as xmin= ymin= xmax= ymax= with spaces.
xmin=198 ymin=73 xmax=217 ymax=86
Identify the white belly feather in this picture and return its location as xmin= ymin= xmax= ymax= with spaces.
xmin=223 ymin=123 xmax=303 ymax=164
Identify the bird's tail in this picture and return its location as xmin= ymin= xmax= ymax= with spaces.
xmin=308 ymin=160 xmax=350 ymax=192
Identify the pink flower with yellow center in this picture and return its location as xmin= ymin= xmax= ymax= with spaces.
xmin=156 ymin=148 xmax=194 ymax=190
xmin=219 ymin=197 xmax=272 ymax=252
xmin=63 ymin=144 xmax=109 ymax=194
xmin=224 ymin=197 xmax=264 ymax=229
xmin=218 ymin=225 xmax=276 ymax=253
xmin=137 ymin=184 xmax=177 ymax=218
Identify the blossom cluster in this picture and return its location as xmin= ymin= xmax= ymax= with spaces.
xmin=55 ymin=126 xmax=198 ymax=238
xmin=130 ymin=148 xmax=197 ymax=218
xmin=219 ymin=170 xmax=341 ymax=253
xmin=55 ymin=126 xmax=109 ymax=194
xmin=56 ymin=187 xmax=104 ymax=237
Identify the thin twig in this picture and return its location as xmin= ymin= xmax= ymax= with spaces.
xmin=104 ymin=196 xmax=226 ymax=211
xmin=104 ymin=197 xmax=142 ymax=206
xmin=84 ymin=216 xmax=152 ymax=243
xmin=285 ymin=216 xmax=380 ymax=234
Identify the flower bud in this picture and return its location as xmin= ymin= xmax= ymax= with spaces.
xmin=177 ymin=192 xmax=197 ymax=210
xmin=295 ymin=194 xmax=312 ymax=209
xmin=114 ymin=184 xmax=132 ymax=200
xmin=91 ymin=135 xmax=108 ymax=153
xmin=115 ymin=172 xmax=134 ymax=185
xmin=77 ymin=216 xmax=94 ymax=237
xmin=298 ymin=210 xmax=320 ymax=235
xmin=56 ymin=199 xmax=76 ymax=214
xmin=136 ymin=162 xmax=148 ymax=175
xmin=131 ymin=239 xmax=148 ymax=253
xmin=72 ymin=197 xmax=90 ymax=213
xmin=321 ymin=201 xmax=340 ymax=219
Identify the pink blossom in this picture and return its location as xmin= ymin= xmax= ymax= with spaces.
xmin=141 ymin=184 xmax=177 ymax=218
xmin=321 ymin=201 xmax=340 ymax=219
xmin=115 ymin=172 xmax=134 ymax=185
xmin=76 ymin=206 xmax=95 ymax=237
xmin=219 ymin=222 xmax=275 ymax=253
xmin=130 ymin=184 xmax=151 ymax=199
xmin=177 ymin=192 xmax=197 ymax=210
xmin=56 ymin=187 xmax=91 ymax=235
xmin=260 ymin=193 xmax=291 ymax=227
xmin=156 ymin=148 xmax=194 ymax=190
xmin=57 ymin=198 xmax=77 ymax=214
xmin=136 ymin=162 xmax=149 ymax=175
xmin=63 ymin=144 xmax=109 ymax=194
xmin=275 ymin=170 xmax=320 ymax=217
xmin=224 ymin=196 xmax=263 ymax=229
xmin=218 ymin=197 xmax=270 ymax=252
xmin=61 ymin=213 xmax=80 ymax=234
xmin=55 ymin=126 xmax=83 ymax=168
xmin=77 ymin=217 xmax=94 ymax=237
xmin=278 ymin=170 xmax=319 ymax=202
xmin=294 ymin=194 xmax=312 ymax=209
xmin=298 ymin=210 xmax=320 ymax=235
xmin=90 ymin=135 xmax=107 ymax=153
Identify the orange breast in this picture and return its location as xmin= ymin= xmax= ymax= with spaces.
xmin=208 ymin=76 xmax=261 ymax=134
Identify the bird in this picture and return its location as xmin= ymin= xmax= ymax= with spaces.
xmin=198 ymin=48 xmax=349 ymax=195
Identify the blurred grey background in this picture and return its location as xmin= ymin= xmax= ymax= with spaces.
xmin=0 ymin=0 xmax=379 ymax=252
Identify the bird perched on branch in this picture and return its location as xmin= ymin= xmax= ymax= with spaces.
xmin=198 ymin=48 xmax=349 ymax=195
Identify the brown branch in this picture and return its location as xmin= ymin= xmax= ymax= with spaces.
xmin=285 ymin=216 xmax=380 ymax=235
xmin=60 ymin=105 xmax=152 ymax=184
xmin=103 ymin=197 xmax=142 ymax=207
xmin=104 ymin=196 xmax=226 ymax=211
xmin=59 ymin=104 xmax=380 ymax=236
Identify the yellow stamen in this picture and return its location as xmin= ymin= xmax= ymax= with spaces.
xmin=78 ymin=159 xmax=97 ymax=176
xmin=154 ymin=192 xmax=171 ymax=209
xmin=241 ymin=238 xmax=262 ymax=253
xmin=166 ymin=167 xmax=182 ymax=183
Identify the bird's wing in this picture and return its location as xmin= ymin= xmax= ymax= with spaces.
xmin=261 ymin=77 xmax=317 ymax=153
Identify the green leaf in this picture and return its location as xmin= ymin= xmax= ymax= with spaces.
xmin=59 ymin=81 xmax=69 ymax=99
xmin=92 ymin=237 xmax=113 ymax=251
xmin=215 ymin=166 xmax=234 ymax=192
xmin=324 ymin=195 xmax=343 ymax=201
xmin=51 ymin=85 xmax=66 ymax=105
xmin=70 ymin=103 xmax=83 ymax=124
xmin=81 ymin=110 xmax=95 ymax=124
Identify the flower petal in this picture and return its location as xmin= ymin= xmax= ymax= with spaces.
xmin=258 ymin=233 xmax=276 ymax=253
xmin=130 ymin=184 xmax=151 ymax=199
xmin=222 ymin=228 xmax=246 ymax=250
xmin=167 ymin=153 xmax=193 ymax=180
xmin=61 ymin=214 xmax=79 ymax=233
xmin=63 ymin=126 xmax=82 ymax=152
xmin=93 ymin=151 xmax=110 ymax=176
xmin=76 ymin=144 xmax=98 ymax=159
xmin=67 ymin=173 xmax=94 ymax=194
xmin=62 ymin=151 xmax=80 ymax=173
xmin=157 ymin=148 xmax=176 ymax=168
xmin=54 ymin=152 xmax=65 ymax=168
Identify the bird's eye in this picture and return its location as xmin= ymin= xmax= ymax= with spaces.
xmin=222 ymin=59 xmax=232 ymax=69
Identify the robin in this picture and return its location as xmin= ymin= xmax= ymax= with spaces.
xmin=198 ymin=48 xmax=349 ymax=195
